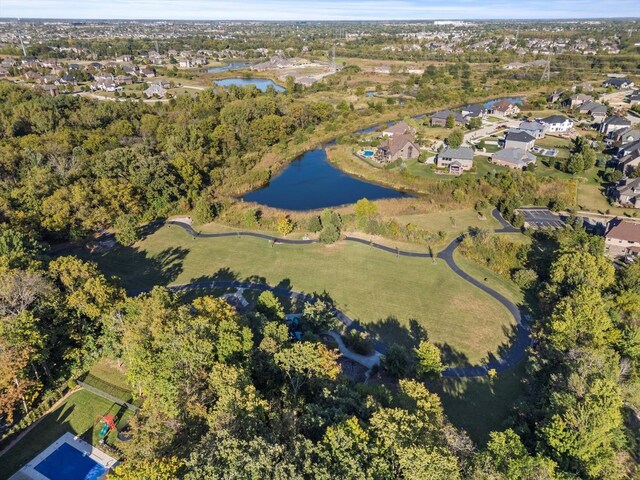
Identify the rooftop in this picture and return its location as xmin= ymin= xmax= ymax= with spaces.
xmin=606 ymin=218 xmax=640 ymax=243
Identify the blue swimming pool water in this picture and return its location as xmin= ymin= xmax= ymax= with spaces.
xmin=362 ymin=150 xmax=374 ymax=157
xmin=34 ymin=443 xmax=107 ymax=480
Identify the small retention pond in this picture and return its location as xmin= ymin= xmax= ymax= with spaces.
xmin=241 ymin=149 xmax=410 ymax=211
xmin=214 ymin=78 xmax=285 ymax=92
xmin=206 ymin=62 xmax=250 ymax=73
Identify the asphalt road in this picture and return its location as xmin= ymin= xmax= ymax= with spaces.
xmin=158 ymin=209 xmax=530 ymax=378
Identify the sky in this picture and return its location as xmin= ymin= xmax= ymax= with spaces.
xmin=2 ymin=0 xmax=638 ymax=21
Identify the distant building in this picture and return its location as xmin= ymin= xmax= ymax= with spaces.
xmin=565 ymin=93 xmax=593 ymax=108
xmin=579 ymin=101 xmax=607 ymax=120
xmin=461 ymin=104 xmax=488 ymax=120
xmin=144 ymin=83 xmax=167 ymax=98
xmin=602 ymin=78 xmax=635 ymax=89
xmin=539 ymin=115 xmax=573 ymax=133
xmin=491 ymin=148 xmax=536 ymax=170
xmin=436 ymin=146 xmax=474 ymax=174
xmin=605 ymin=218 xmax=640 ymax=259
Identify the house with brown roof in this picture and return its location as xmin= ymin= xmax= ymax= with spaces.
xmin=430 ymin=110 xmax=465 ymax=128
xmin=375 ymin=134 xmax=420 ymax=163
xmin=605 ymin=218 xmax=640 ymax=259
xmin=491 ymin=99 xmax=520 ymax=117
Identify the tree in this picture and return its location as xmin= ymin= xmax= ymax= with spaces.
xmin=274 ymin=342 xmax=340 ymax=402
xmin=319 ymin=224 xmax=340 ymax=244
xmin=307 ymin=216 xmax=322 ymax=232
xmin=447 ymin=129 xmax=464 ymax=149
xmin=277 ymin=216 xmax=294 ymax=236
xmin=256 ymin=291 xmax=285 ymax=320
xmin=382 ymin=344 xmax=413 ymax=378
xmin=114 ymin=214 xmax=140 ymax=246
xmin=414 ymin=340 xmax=444 ymax=378
xmin=445 ymin=114 xmax=455 ymax=129
xmin=354 ymin=198 xmax=378 ymax=221
xmin=109 ymin=457 xmax=183 ymax=480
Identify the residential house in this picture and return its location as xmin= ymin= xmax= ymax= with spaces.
xmin=42 ymin=74 xmax=58 ymax=84
xmin=24 ymin=71 xmax=43 ymax=82
xmin=179 ymin=59 xmax=194 ymax=68
xmin=86 ymin=62 xmax=103 ymax=70
xmin=611 ymin=128 xmax=640 ymax=145
xmin=115 ymin=75 xmax=133 ymax=85
xmin=618 ymin=140 xmax=640 ymax=159
xmin=436 ymin=146 xmax=474 ymax=174
xmin=461 ymin=104 xmax=487 ymax=120
xmin=375 ymin=134 xmax=420 ymax=163
xmin=58 ymin=74 xmax=77 ymax=86
xmin=0 ymin=67 xmax=9 ymax=78
xmin=570 ymin=81 xmax=594 ymax=92
xmin=579 ymin=101 xmax=607 ymax=120
xmin=565 ymin=93 xmax=593 ymax=108
xmin=504 ymin=130 xmax=536 ymax=151
xmin=516 ymin=120 xmax=546 ymax=139
xmin=603 ymin=78 xmax=635 ymax=89
xmin=491 ymin=99 xmax=520 ymax=117
xmin=604 ymin=218 xmax=640 ymax=259
xmin=599 ymin=116 xmax=632 ymax=135
xmin=39 ymin=84 xmax=59 ymax=97
xmin=618 ymin=149 xmax=640 ymax=175
xmin=629 ymin=91 xmax=640 ymax=106
xmin=116 ymin=55 xmax=133 ymax=62
xmin=381 ymin=121 xmax=416 ymax=138
xmin=430 ymin=110 xmax=465 ymax=127
xmin=144 ymin=83 xmax=167 ymax=98
xmin=547 ymin=90 xmax=564 ymax=103
xmin=491 ymin=148 xmax=536 ymax=170
xmin=539 ymin=115 xmax=573 ymax=133
xmin=611 ymin=178 xmax=640 ymax=208
xmin=140 ymin=66 xmax=156 ymax=78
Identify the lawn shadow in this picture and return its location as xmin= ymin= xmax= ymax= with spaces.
xmin=367 ymin=316 xmax=431 ymax=351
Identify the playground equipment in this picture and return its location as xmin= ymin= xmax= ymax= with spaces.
xmin=97 ymin=414 xmax=117 ymax=443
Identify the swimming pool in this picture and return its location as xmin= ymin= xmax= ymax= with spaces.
xmin=362 ymin=150 xmax=375 ymax=157
xmin=34 ymin=443 xmax=107 ymax=480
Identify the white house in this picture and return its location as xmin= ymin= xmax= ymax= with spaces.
xmin=539 ymin=115 xmax=573 ymax=133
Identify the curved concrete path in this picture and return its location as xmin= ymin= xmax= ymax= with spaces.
xmin=159 ymin=210 xmax=530 ymax=378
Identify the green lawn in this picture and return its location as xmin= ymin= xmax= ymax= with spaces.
xmin=0 ymin=389 xmax=132 ymax=480
xmin=86 ymin=225 xmax=516 ymax=364
xmin=430 ymin=361 xmax=526 ymax=445
xmin=83 ymin=359 xmax=140 ymax=407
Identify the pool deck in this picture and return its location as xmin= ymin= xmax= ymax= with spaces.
xmin=10 ymin=432 xmax=118 ymax=480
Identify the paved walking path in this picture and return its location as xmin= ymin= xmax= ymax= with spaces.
xmin=158 ymin=210 xmax=531 ymax=378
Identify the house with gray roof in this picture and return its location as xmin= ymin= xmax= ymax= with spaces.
xmin=611 ymin=178 xmax=640 ymax=208
xmin=492 ymin=148 xmax=536 ymax=170
xmin=603 ymin=78 xmax=635 ymax=89
xmin=629 ymin=91 xmax=640 ymax=105
xmin=579 ymin=101 xmax=607 ymax=120
xmin=436 ymin=146 xmax=474 ymax=174
xmin=430 ymin=110 xmax=465 ymax=127
xmin=600 ymin=116 xmax=632 ymax=135
xmin=565 ymin=93 xmax=593 ymax=108
xmin=461 ymin=104 xmax=487 ymax=120
xmin=516 ymin=121 xmax=546 ymax=139
xmin=540 ymin=115 xmax=573 ymax=133
xmin=504 ymin=130 xmax=536 ymax=151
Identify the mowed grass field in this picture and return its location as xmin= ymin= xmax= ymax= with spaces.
xmin=89 ymin=224 xmax=517 ymax=365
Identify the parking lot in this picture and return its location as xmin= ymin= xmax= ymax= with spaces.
xmin=518 ymin=208 xmax=566 ymax=229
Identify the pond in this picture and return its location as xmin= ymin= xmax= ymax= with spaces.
xmin=207 ymin=62 xmax=250 ymax=73
xmin=214 ymin=78 xmax=285 ymax=92
xmin=483 ymin=96 xmax=524 ymax=109
xmin=241 ymin=149 xmax=410 ymax=210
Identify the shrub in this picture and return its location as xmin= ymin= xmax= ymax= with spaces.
xmin=342 ymin=329 xmax=374 ymax=355
xmin=319 ymin=224 xmax=340 ymax=244
xmin=307 ymin=215 xmax=322 ymax=232
xmin=382 ymin=344 xmax=413 ymax=378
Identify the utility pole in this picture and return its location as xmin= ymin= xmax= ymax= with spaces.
xmin=331 ymin=43 xmax=336 ymax=73
xmin=541 ymin=56 xmax=551 ymax=82
xmin=16 ymin=23 xmax=27 ymax=57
